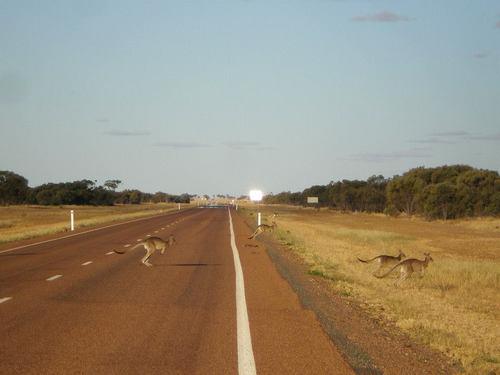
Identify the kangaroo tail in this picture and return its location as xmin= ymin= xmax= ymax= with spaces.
xmin=114 ymin=243 xmax=143 ymax=255
xmin=357 ymin=256 xmax=377 ymax=263
xmin=375 ymin=263 xmax=400 ymax=278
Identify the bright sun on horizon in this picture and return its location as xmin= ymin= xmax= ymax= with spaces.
xmin=249 ymin=190 xmax=263 ymax=202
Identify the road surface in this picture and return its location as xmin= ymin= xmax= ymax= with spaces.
xmin=0 ymin=207 xmax=352 ymax=374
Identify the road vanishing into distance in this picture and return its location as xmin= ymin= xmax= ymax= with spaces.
xmin=0 ymin=207 xmax=353 ymax=374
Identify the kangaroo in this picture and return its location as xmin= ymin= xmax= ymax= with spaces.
xmin=114 ymin=235 xmax=176 ymax=267
xmin=357 ymin=250 xmax=406 ymax=275
xmin=248 ymin=222 xmax=277 ymax=240
xmin=375 ymin=253 xmax=433 ymax=285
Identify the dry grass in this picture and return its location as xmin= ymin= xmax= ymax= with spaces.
xmin=242 ymin=205 xmax=500 ymax=374
xmin=0 ymin=204 xmax=186 ymax=245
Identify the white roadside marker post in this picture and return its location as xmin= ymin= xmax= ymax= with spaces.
xmin=178 ymin=203 xmax=180 ymax=210
xmin=257 ymin=212 xmax=261 ymax=226
xmin=70 ymin=210 xmax=75 ymax=231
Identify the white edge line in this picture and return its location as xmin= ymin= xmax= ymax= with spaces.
xmin=228 ymin=208 xmax=257 ymax=375
xmin=0 ymin=209 xmax=192 ymax=255
xmin=0 ymin=297 xmax=13 ymax=304
xmin=46 ymin=274 xmax=63 ymax=281
xmin=82 ymin=261 xmax=92 ymax=266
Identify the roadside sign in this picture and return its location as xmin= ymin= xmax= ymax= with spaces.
xmin=307 ymin=197 xmax=319 ymax=204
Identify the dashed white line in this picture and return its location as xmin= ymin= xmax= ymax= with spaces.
xmin=137 ymin=239 xmax=142 ymax=242
xmin=106 ymin=251 xmax=114 ymax=255
xmin=146 ymin=234 xmax=151 ymax=237
xmin=46 ymin=275 xmax=63 ymax=281
xmin=124 ymin=244 xmax=131 ymax=247
xmin=0 ymin=297 xmax=13 ymax=304
xmin=228 ymin=208 xmax=256 ymax=375
xmin=154 ymin=231 xmax=159 ymax=233
xmin=81 ymin=261 xmax=92 ymax=266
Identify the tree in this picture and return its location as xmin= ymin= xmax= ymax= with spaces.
xmin=103 ymin=179 xmax=122 ymax=191
xmin=152 ymin=192 xmax=169 ymax=203
xmin=0 ymin=171 xmax=29 ymax=205
xmin=422 ymin=182 xmax=457 ymax=220
xmin=172 ymin=193 xmax=190 ymax=204
xmin=386 ymin=168 xmax=427 ymax=215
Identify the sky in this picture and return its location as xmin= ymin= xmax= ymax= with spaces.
xmin=1 ymin=0 xmax=499 ymax=196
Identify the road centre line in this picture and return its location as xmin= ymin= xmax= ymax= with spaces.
xmin=81 ymin=261 xmax=92 ymax=266
xmin=0 ymin=297 xmax=13 ymax=304
xmin=0 ymin=210 xmax=189 ymax=255
xmin=106 ymin=251 xmax=114 ymax=255
xmin=124 ymin=244 xmax=131 ymax=247
xmin=137 ymin=239 xmax=142 ymax=241
xmin=228 ymin=208 xmax=257 ymax=375
xmin=46 ymin=275 xmax=62 ymax=281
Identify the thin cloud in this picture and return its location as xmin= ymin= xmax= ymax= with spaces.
xmin=223 ymin=141 xmax=260 ymax=149
xmin=352 ymin=11 xmax=412 ymax=23
xmin=427 ymin=130 xmax=500 ymax=142
xmin=255 ymin=146 xmax=276 ymax=151
xmin=344 ymin=148 xmax=432 ymax=162
xmin=222 ymin=141 xmax=275 ymax=151
xmin=473 ymin=52 xmax=489 ymax=59
xmin=96 ymin=117 xmax=109 ymax=123
xmin=429 ymin=131 xmax=470 ymax=137
xmin=408 ymin=138 xmax=455 ymax=145
xmin=153 ymin=141 xmax=212 ymax=149
xmin=465 ymin=133 xmax=500 ymax=141
xmin=103 ymin=130 xmax=150 ymax=136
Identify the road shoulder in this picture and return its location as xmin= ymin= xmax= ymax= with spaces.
xmin=231 ymin=209 xmax=354 ymax=374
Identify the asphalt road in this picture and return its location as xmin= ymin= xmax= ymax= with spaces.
xmin=0 ymin=207 xmax=353 ymax=374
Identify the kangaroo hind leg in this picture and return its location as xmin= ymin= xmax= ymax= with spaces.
xmin=142 ymin=245 xmax=155 ymax=267
xmin=396 ymin=268 xmax=413 ymax=287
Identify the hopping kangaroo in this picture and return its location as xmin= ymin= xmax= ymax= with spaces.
xmin=248 ymin=214 xmax=278 ymax=240
xmin=357 ymin=250 xmax=406 ymax=275
xmin=375 ymin=253 xmax=433 ymax=285
xmin=114 ymin=235 xmax=176 ymax=267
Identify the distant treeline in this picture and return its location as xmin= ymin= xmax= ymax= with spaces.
xmin=0 ymin=171 xmax=191 ymax=206
xmin=264 ymin=165 xmax=500 ymax=219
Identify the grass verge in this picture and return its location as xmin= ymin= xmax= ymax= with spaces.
xmin=0 ymin=203 xmax=187 ymax=245
xmin=241 ymin=205 xmax=500 ymax=374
